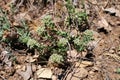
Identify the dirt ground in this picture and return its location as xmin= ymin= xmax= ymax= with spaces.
xmin=0 ymin=0 xmax=120 ymax=80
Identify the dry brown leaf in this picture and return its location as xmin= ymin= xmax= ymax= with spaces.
xmin=98 ymin=17 xmax=112 ymax=32
xmin=0 ymin=51 xmax=12 ymax=67
xmin=75 ymin=61 xmax=93 ymax=68
xmin=13 ymin=22 xmax=20 ymax=26
xmin=25 ymin=56 xmax=37 ymax=63
xmin=28 ymin=20 xmax=42 ymax=31
xmin=104 ymin=8 xmax=120 ymax=17
xmin=70 ymin=29 xmax=78 ymax=37
xmin=14 ymin=12 xmax=31 ymax=21
xmin=66 ymin=68 xmax=88 ymax=80
xmin=16 ymin=64 xmax=32 ymax=80
xmin=52 ymin=75 xmax=58 ymax=80
xmin=67 ymin=49 xmax=78 ymax=58
xmin=36 ymin=68 xmax=53 ymax=79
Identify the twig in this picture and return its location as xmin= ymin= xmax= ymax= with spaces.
xmin=17 ymin=0 xmax=24 ymax=8
xmin=67 ymin=42 xmax=72 ymax=58
xmin=103 ymin=0 xmax=109 ymax=9
xmin=0 ymin=75 xmax=6 ymax=80
xmin=61 ymin=63 xmax=75 ymax=80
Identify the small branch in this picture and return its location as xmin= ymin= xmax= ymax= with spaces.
xmin=0 ymin=75 xmax=6 ymax=80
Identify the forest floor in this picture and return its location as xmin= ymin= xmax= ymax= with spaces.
xmin=0 ymin=0 xmax=120 ymax=80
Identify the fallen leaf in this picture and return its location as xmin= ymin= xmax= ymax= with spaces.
xmin=16 ymin=64 xmax=32 ymax=80
xmin=14 ymin=12 xmax=31 ymax=21
xmin=67 ymin=49 xmax=78 ymax=58
xmin=52 ymin=75 xmax=58 ymax=80
xmin=75 ymin=61 xmax=94 ymax=68
xmin=36 ymin=68 xmax=53 ymax=79
xmin=97 ymin=17 xmax=112 ymax=32
xmin=0 ymin=51 xmax=12 ymax=67
xmin=70 ymin=29 xmax=78 ymax=37
xmin=13 ymin=22 xmax=20 ymax=26
xmin=104 ymin=7 xmax=120 ymax=17
xmin=25 ymin=56 xmax=37 ymax=63
xmin=66 ymin=68 xmax=88 ymax=80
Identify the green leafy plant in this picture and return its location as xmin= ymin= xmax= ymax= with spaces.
xmin=19 ymin=33 xmax=30 ymax=44
xmin=17 ymin=20 xmax=30 ymax=44
xmin=37 ymin=26 xmax=46 ymax=36
xmin=0 ymin=7 xmax=10 ymax=30
xmin=65 ymin=0 xmax=87 ymax=28
xmin=27 ymin=38 xmax=40 ymax=49
xmin=49 ymin=54 xmax=64 ymax=64
xmin=57 ymin=38 xmax=68 ymax=47
xmin=17 ymin=21 xmax=43 ymax=50
xmin=116 ymin=68 xmax=120 ymax=74
xmin=9 ymin=3 xmax=16 ymax=14
xmin=74 ymin=11 xmax=87 ymax=26
xmin=56 ymin=38 xmax=69 ymax=54
xmin=82 ymin=30 xmax=93 ymax=43
xmin=0 ymin=7 xmax=11 ymax=42
xmin=74 ymin=30 xmax=93 ymax=51
xmin=42 ymin=15 xmax=55 ymax=29
xmin=57 ymin=30 xmax=69 ymax=38
xmin=0 ymin=30 xmax=3 ymax=39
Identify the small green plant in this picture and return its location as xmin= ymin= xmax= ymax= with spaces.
xmin=42 ymin=15 xmax=55 ymax=29
xmin=0 ymin=30 xmax=3 ymax=39
xmin=49 ymin=54 xmax=64 ymax=64
xmin=0 ymin=8 xmax=10 ymax=30
xmin=0 ymin=7 xmax=11 ymax=42
xmin=116 ymin=68 xmax=120 ymax=74
xmin=82 ymin=30 xmax=93 ymax=43
xmin=37 ymin=26 xmax=45 ymax=36
xmin=65 ymin=0 xmax=87 ymax=28
xmin=74 ymin=37 xmax=85 ymax=51
xmin=74 ymin=30 xmax=93 ymax=51
xmin=15 ymin=20 xmax=44 ymax=50
xmin=9 ymin=3 xmax=16 ymax=14
xmin=57 ymin=38 xmax=68 ymax=47
xmin=56 ymin=38 xmax=69 ymax=54
xmin=27 ymin=38 xmax=40 ymax=49
xmin=57 ymin=30 xmax=68 ymax=38
xmin=19 ymin=34 xmax=30 ymax=44
xmin=17 ymin=20 xmax=30 ymax=44
xmin=65 ymin=0 xmax=75 ymax=16
xmin=74 ymin=11 xmax=87 ymax=26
